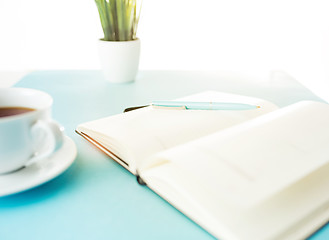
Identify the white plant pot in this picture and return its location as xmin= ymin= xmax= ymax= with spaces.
xmin=98 ymin=39 xmax=140 ymax=83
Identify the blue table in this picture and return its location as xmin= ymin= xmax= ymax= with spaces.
xmin=0 ymin=70 xmax=328 ymax=240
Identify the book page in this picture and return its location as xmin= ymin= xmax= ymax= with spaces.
xmin=76 ymin=91 xmax=278 ymax=173
xmin=141 ymin=155 xmax=329 ymax=240
xmin=141 ymin=101 xmax=329 ymax=206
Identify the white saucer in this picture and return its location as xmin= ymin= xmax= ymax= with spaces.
xmin=0 ymin=135 xmax=77 ymax=197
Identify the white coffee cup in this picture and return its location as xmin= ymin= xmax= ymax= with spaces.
xmin=0 ymin=88 xmax=64 ymax=174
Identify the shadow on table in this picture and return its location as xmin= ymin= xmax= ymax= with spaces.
xmin=0 ymin=161 xmax=79 ymax=207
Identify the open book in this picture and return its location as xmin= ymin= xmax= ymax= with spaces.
xmin=76 ymin=91 xmax=329 ymax=240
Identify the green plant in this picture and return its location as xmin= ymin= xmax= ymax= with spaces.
xmin=95 ymin=0 xmax=142 ymax=41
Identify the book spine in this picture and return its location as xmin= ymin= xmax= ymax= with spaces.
xmin=136 ymin=170 xmax=147 ymax=185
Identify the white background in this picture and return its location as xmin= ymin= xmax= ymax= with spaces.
xmin=0 ymin=0 xmax=329 ymax=93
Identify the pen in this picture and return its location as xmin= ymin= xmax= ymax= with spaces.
xmin=151 ymin=101 xmax=260 ymax=110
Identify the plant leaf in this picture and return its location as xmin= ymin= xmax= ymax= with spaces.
xmin=95 ymin=0 xmax=141 ymax=41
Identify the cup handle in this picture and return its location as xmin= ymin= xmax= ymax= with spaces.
xmin=25 ymin=120 xmax=65 ymax=167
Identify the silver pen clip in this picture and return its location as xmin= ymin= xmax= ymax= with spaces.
xmin=151 ymin=105 xmax=186 ymax=110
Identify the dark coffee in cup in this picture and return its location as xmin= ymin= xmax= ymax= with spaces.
xmin=0 ymin=88 xmax=64 ymax=174
xmin=0 ymin=107 xmax=35 ymax=118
